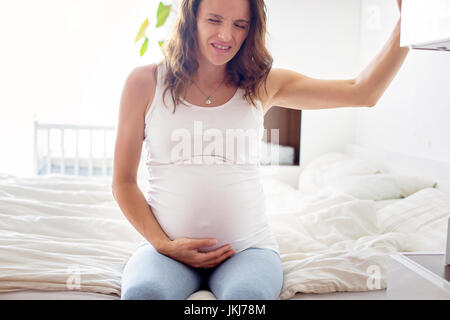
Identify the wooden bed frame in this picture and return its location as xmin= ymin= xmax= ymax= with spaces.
xmin=263 ymin=106 xmax=302 ymax=166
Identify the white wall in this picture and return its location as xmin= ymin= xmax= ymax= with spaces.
xmin=357 ymin=0 xmax=450 ymax=163
xmin=265 ymin=0 xmax=362 ymax=166
xmin=0 ymin=0 xmax=173 ymax=177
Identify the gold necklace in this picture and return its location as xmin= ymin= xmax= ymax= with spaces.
xmin=192 ymin=76 xmax=227 ymax=105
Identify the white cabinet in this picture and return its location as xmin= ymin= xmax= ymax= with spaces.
xmin=400 ymin=0 xmax=450 ymax=51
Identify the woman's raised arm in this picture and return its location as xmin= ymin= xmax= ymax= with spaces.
xmin=261 ymin=0 xmax=408 ymax=112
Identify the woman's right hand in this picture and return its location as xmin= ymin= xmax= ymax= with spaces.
xmin=160 ymin=238 xmax=236 ymax=269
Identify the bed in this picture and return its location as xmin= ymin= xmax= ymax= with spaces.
xmin=1 ymin=123 xmax=449 ymax=299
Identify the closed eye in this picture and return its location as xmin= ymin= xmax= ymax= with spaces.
xmin=208 ymin=19 xmax=247 ymax=29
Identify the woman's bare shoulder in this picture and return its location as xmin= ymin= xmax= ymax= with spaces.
xmin=129 ymin=63 xmax=158 ymax=92
xmin=125 ymin=63 xmax=159 ymax=116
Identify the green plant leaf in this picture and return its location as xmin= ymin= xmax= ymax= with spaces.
xmin=140 ymin=37 xmax=149 ymax=56
xmin=158 ymin=41 xmax=165 ymax=54
xmin=156 ymin=2 xmax=171 ymax=28
xmin=135 ymin=18 xmax=149 ymax=43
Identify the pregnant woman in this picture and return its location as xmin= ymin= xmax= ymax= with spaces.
xmin=112 ymin=0 xmax=408 ymax=300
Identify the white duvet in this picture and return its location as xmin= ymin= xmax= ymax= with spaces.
xmin=0 ymin=169 xmax=449 ymax=300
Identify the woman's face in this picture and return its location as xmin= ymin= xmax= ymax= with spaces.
xmin=195 ymin=0 xmax=251 ymax=66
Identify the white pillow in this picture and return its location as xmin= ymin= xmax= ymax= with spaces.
xmin=318 ymin=174 xmax=438 ymax=201
xmin=376 ymin=188 xmax=450 ymax=251
xmin=298 ymin=152 xmax=385 ymax=194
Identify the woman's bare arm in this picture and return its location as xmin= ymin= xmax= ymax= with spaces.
xmin=261 ymin=1 xmax=408 ymax=112
xmin=112 ymin=64 xmax=172 ymax=254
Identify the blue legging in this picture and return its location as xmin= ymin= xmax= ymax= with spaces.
xmin=120 ymin=241 xmax=284 ymax=300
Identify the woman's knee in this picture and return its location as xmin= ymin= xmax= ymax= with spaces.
xmin=219 ymin=283 xmax=280 ymax=300
xmin=121 ymin=281 xmax=175 ymax=300
xmin=120 ymin=243 xmax=203 ymax=300
xmin=210 ymin=248 xmax=284 ymax=300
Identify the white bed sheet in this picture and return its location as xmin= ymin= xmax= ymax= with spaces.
xmin=0 ymin=168 xmax=448 ymax=300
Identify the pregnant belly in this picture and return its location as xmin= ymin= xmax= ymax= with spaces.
xmin=146 ymin=164 xmax=269 ymax=253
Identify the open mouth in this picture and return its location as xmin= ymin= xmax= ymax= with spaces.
xmin=211 ymin=43 xmax=232 ymax=53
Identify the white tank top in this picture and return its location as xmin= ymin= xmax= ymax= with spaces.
xmin=143 ymin=61 xmax=280 ymax=256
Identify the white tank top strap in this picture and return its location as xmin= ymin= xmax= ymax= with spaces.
xmin=145 ymin=61 xmax=169 ymax=124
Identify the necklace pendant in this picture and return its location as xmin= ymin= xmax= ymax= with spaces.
xmin=205 ymin=97 xmax=212 ymax=105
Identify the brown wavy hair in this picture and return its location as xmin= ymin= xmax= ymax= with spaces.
xmin=159 ymin=0 xmax=273 ymax=113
